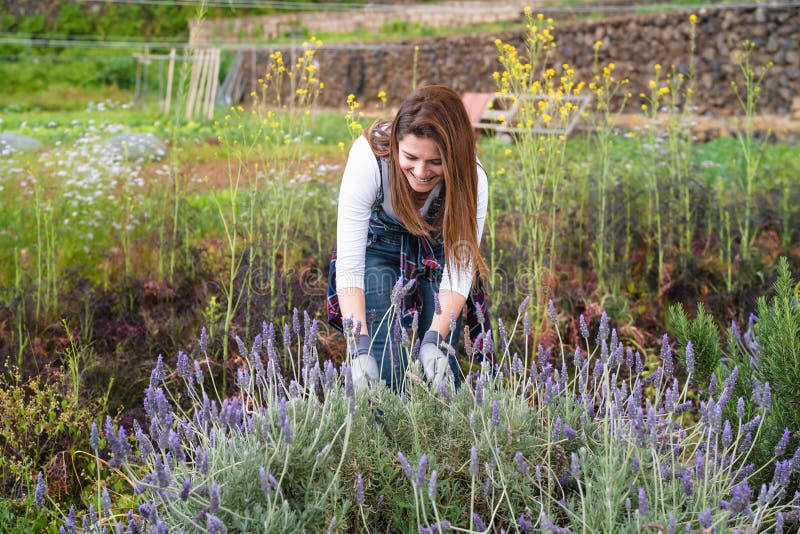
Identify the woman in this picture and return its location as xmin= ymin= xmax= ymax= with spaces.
xmin=327 ymin=85 xmax=492 ymax=391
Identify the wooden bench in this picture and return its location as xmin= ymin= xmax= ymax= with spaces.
xmin=461 ymin=91 xmax=592 ymax=137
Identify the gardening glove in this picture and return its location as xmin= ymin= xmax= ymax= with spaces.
xmin=350 ymin=334 xmax=380 ymax=391
xmin=419 ymin=330 xmax=454 ymax=388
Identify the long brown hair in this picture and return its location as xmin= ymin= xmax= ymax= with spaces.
xmin=365 ymin=85 xmax=487 ymax=285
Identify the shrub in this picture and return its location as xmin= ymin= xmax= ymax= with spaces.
xmin=669 ymin=256 xmax=800 ymax=491
xmin=44 ymin=301 xmax=800 ymax=532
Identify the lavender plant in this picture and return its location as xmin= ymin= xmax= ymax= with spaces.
xmin=46 ymin=295 xmax=800 ymax=533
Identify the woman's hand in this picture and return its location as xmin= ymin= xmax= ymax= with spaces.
xmin=419 ymin=330 xmax=453 ymax=387
xmin=351 ymin=333 xmax=380 ymax=391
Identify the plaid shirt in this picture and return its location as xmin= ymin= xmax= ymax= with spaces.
xmin=327 ymin=157 xmax=494 ymax=362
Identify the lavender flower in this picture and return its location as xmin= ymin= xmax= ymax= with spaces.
xmin=193 ymin=360 xmax=204 ymax=385
xmin=472 ymin=513 xmax=487 ymax=531
xmin=101 ymin=487 xmax=112 ymax=518
xmin=344 ymin=366 xmax=356 ymax=413
xmin=199 ymin=326 xmax=208 ymax=353
xmin=34 ymin=472 xmax=47 ymax=507
xmin=179 ymin=477 xmax=191 ymax=501
xmin=420 ymin=520 xmax=451 ymax=533
xmin=176 ymin=351 xmax=191 ymax=381
xmin=722 ymin=420 xmax=732 ymax=448
xmin=722 ymin=480 xmax=753 ymax=517
xmin=90 ymin=422 xmax=100 ymax=451
xmin=469 ymin=447 xmax=479 ymax=477
xmin=428 ymin=470 xmax=438 ymax=501
xmin=698 ymin=508 xmax=713 ymax=528
xmin=635 ymin=351 xmax=644 ymax=375
xmin=518 ymin=513 xmax=534 ymax=532
xmin=547 ymin=299 xmax=557 ymax=325
xmin=523 ymin=312 xmax=531 ymax=337
xmin=570 ymin=452 xmax=581 ymax=479
xmin=514 ymin=451 xmax=530 ymax=474
xmin=150 ymin=354 xmax=164 ymax=388
xmin=579 ymin=314 xmax=590 ymax=339
xmin=518 ymin=295 xmax=530 ymax=315
xmin=206 ymin=513 xmax=227 ymax=534
xmin=660 ymin=334 xmax=673 ymax=377
xmin=259 ymin=467 xmax=278 ymax=495
xmin=398 ymin=451 xmax=415 ymax=483
xmin=356 ymin=474 xmax=365 ymax=505
xmin=491 ymin=400 xmax=500 ymax=427
xmin=681 ymin=470 xmax=694 ymax=495
xmin=438 ymin=382 xmax=452 ymax=404
xmin=685 ymin=341 xmax=695 ymax=375
xmin=774 ymin=428 xmax=791 ymax=457
xmin=415 ymin=454 xmax=428 ymax=489
xmin=596 ymin=311 xmax=609 ymax=345
xmin=736 ymin=397 xmax=745 ymax=419
xmin=637 ymin=486 xmax=648 ymax=516
xmin=632 ymin=456 xmax=640 ymax=474
xmin=475 ymin=377 xmax=484 ymax=406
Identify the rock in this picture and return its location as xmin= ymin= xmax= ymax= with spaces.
xmin=103 ymin=133 xmax=167 ymax=162
xmin=0 ymin=132 xmax=43 ymax=156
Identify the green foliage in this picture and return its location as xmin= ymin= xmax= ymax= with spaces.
xmin=0 ymin=495 xmax=58 ymax=533
xmin=756 ymin=257 xmax=800 ymax=440
xmin=0 ymin=363 xmax=99 ymax=500
xmin=668 ymin=302 xmax=723 ymax=389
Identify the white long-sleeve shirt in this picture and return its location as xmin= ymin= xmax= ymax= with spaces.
xmin=336 ymin=135 xmax=488 ymax=298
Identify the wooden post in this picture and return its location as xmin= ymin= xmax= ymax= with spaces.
xmin=164 ymin=48 xmax=176 ymax=115
xmin=206 ymin=48 xmax=221 ymax=119
xmin=186 ymin=48 xmax=204 ymax=120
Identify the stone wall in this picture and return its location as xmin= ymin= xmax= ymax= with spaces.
xmin=190 ymin=1 xmax=530 ymax=43
xmin=237 ymin=5 xmax=799 ymax=116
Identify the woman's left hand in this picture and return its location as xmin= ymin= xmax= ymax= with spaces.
xmin=419 ymin=330 xmax=453 ymax=388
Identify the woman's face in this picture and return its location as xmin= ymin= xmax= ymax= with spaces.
xmin=397 ymin=134 xmax=443 ymax=194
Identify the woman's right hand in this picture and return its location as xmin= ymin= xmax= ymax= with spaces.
xmin=351 ymin=334 xmax=380 ymax=391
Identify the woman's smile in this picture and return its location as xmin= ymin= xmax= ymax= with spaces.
xmin=398 ymin=135 xmax=443 ymax=193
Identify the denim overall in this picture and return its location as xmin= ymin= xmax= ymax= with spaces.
xmin=327 ymin=157 xmax=493 ymax=390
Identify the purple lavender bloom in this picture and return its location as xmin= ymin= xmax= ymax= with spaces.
xmin=637 ymin=486 xmax=648 ymax=515
xmin=698 ymin=508 xmax=713 ymax=528
xmin=234 ymin=335 xmax=247 ymax=358
xmin=753 ymin=380 xmax=772 ymax=410
xmin=515 ymin=451 xmax=530 ymax=474
xmin=483 ymin=331 xmax=495 ymax=356
xmin=438 ymin=382 xmax=452 ymax=404
xmin=775 ymin=511 xmax=784 ymax=534
xmin=570 ymin=452 xmax=581 ymax=479
xmin=415 ymin=454 xmax=428 ymax=489
xmin=772 ymin=460 xmax=792 ymax=487
xmin=635 ymin=351 xmax=644 ymax=375
xmin=292 ymin=308 xmax=300 ymax=335
xmin=428 ymin=470 xmax=438 ymax=501
xmin=483 ymin=476 xmax=492 ymax=499
xmin=562 ymin=423 xmax=577 ymax=441
xmin=398 ymin=451 xmax=415 ymax=483
xmin=723 ymin=480 xmax=753 ymax=517
xmin=491 ymin=400 xmax=500 ymax=427
xmin=200 ymin=326 xmax=208 ymax=353
xmin=518 ymin=295 xmax=530 ymax=315
xmin=684 ymin=341 xmax=695 ymax=375
xmin=632 ymin=456 xmax=640 ymax=474
xmin=90 ymin=422 xmax=100 ymax=451
xmin=63 ymin=504 xmax=77 ymax=534
xmin=283 ymin=322 xmax=291 ymax=349
xmin=625 ymin=347 xmax=634 ymax=369
xmin=736 ymin=397 xmax=745 ymax=419
xmin=722 ymin=420 xmax=732 ymax=448
xmin=420 ymin=520 xmax=451 ymax=533
xmin=206 ymin=513 xmax=227 ymax=534
xmin=708 ymin=372 xmax=717 ymax=397
xmin=194 ymin=360 xmax=204 ymax=385
xmin=356 ymin=474 xmax=365 ymax=505
xmin=518 ymin=513 xmax=534 ymax=532
xmin=660 ymin=334 xmax=673 ymax=377
xmin=775 ymin=428 xmax=791 ymax=457
xmin=176 ymin=351 xmax=191 ymax=380
xmin=681 ymin=470 xmax=694 ymax=495
xmin=523 ymin=312 xmax=531 ymax=337
xmin=34 ymin=472 xmax=47 ymax=507
xmin=377 ymin=494 xmax=385 ymax=509
xmin=667 ymin=514 xmax=676 ymax=534
xmin=469 ymin=447 xmax=479 ymax=477
xmin=179 ymin=477 xmax=191 ymax=501
xmin=472 ymin=513 xmax=487 ymax=531
xmin=344 ymin=366 xmax=356 ymax=413
xmin=579 ymin=314 xmax=590 ymax=339
xmin=150 ymin=354 xmax=165 ymax=389
xmin=547 ymin=300 xmax=558 ymax=325
xmin=596 ymin=311 xmax=609 ymax=345
xmin=475 ymin=378 xmax=484 ymax=406
xmin=101 ymin=487 xmax=112 ymax=518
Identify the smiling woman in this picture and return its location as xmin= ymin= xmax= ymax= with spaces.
xmin=326 ymin=85 xmax=492 ymax=392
